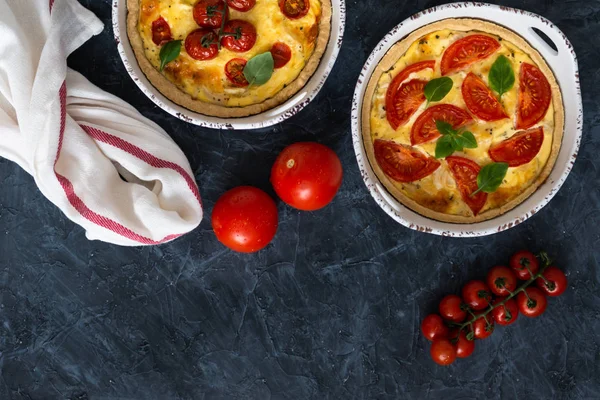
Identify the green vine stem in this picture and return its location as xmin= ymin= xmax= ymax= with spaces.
xmin=205 ymin=3 xmax=242 ymax=49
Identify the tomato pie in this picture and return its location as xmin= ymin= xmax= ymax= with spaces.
xmin=362 ymin=19 xmax=564 ymax=223
xmin=127 ymin=0 xmax=331 ymax=117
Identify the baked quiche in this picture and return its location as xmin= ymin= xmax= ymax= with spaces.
xmin=362 ymin=19 xmax=564 ymax=223
xmin=127 ymin=0 xmax=331 ymax=117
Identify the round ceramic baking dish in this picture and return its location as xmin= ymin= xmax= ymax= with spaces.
xmin=351 ymin=2 xmax=582 ymax=237
xmin=112 ymin=0 xmax=345 ymax=130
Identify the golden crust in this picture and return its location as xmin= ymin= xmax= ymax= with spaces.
xmin=127 ymin=0 xmax=332 ymax=118
xmin=361 ymin=18 xmax=564 ymax=224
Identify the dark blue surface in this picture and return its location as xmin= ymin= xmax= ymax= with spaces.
xmin=1 ymin=0 xmax=599 ymax=399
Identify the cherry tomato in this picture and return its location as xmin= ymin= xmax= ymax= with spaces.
xmin=225 ymin=58 xmax=249 ymax=87
xmin=439 ymin=294 xmax=467 ymax=323
xmin=472 ymin=315 xmax=494 ymax=339
xmin=373 ymin=140 xmax=440 ymax=183
xmin=517 ymin=287 xmax=548 ymax=317
xmin=430 ymin=338 xmax=457 ymax=366
xmin=441 ymin=34 xmax=501 ymax=76
xmin=536 ymin=266 xmax=568 ymax=297
xmin=486 ymin=265 xmax=518 ymax=296
xmin=221 ymin=20 xmax=257 ymax=52
xmin=510 ymin=250 xmax=540 ymax=280
xmin=185 ymin=29 xmax=219 ymax=61
xmin=386 ymin=61 xmax=435 ymax=130
xmin=270 ymin=142 xmax=342 ymax=211
xmin=461 ymin=72 xmax=508 ymax=121
xmin=271 ymin=42 xmax=292 ymax=69
xmin=516 ymin=63 xmax=552 ymax=130
xmin=491 ymin=298 xmax=519 ymax=326
xmin=211 ymin=186 xmax=278 ymax=253
xmin=193 ymin=0 xmax=227 ymax=29
xmin=446 ymin=156 xmax=487 ymax=216
xmin=151 ymin=16 xmax=173 ymax=46
xmin=462 ymin=280 xmax=492 ymax=311
xmin=410 ymin=104 xmax=473 ymax=145
xmin=421 ymin=314 xmax=449 ymax=341
xmin=279 ymin=0 xmax=310 ymax=19
xmin=228 ymin=0 xmax=256 ymax=12
xmin=449 ymin=329 xmax=475 ymax=358
xmin=489 ymin=127 xmax=544 ymax=167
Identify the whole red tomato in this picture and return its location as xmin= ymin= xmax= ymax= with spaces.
xmin=449 ymin=329 xmax=475 ymax=358
xmin=212 ymin=186 xmax=278 ymax=253
xmin=517 ymin=287 xmax=548 ymax=317
xmin=439 ymin=294 xmax=467 ymax=323
xmin=536 ymin=266 xmax=568 ymax=297
xmin=462 ymin=280 xmax=492 ymax=311
xmin=421 ymin=314 xmax=449 ymax=341
xmin=472 ymin=316 xmax=494 ymax=339
xmin=487 ymin=266 xmax=518 ymax=296
xmin=491 ymin=298 xmax=519 ymax=326
xmin=510 ymin=250 xmax=540 ymax=280
xmin=271 ymin=142 xmax=343 ymax=211
xmin=430 ymin=338 xmax=457 ymax=366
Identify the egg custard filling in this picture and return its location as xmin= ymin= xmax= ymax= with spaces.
xmin=362 ymin=19 xmax=564 ymax=223
xmin=127 ymin=0 xmax=331 ymax=117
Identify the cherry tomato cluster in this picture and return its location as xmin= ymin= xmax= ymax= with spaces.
xmin=212 ymin=142 xmax=343 ymax=253
xmin=422 ymin=250 xmax=568 ymax=366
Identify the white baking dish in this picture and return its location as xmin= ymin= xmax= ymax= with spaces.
xmin=112 ymin=0 xmax=345 ymax=130
xmin=351 ymin=2 xmax=582 ymax=237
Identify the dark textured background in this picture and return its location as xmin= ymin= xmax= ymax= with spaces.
xmin=0 ymin=0 xmax=599 ymax=398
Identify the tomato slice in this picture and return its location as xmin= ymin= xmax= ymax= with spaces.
xmin=516 ymin=63 xmax=552 ymax=130
xmin=385 ymin=61 xmax=435 ymax=130
xmin=441 ymin=35 xmax=500 ymax=76
xmin=193 ymin=0 xmax=227 ymax=29
xmin=489 ymin=127 xmax=544 ymax=167
xmin=386 ymin=79 xmax=428 ymax=130
xmin=221 ymin=20 xmax=257 ymax=53
xmin=228 ymin=0 xmax=256 ymax=12
xmin=225 ymin=58 xmax=249 ymax=87
xmin=279 ymin=0 xmax=310 ymax=19
xmin=270 ymin=42 xmax=292 ymax=69
xmin=446 ymin=156 xmax=488 ymax=216
xmin=185 ymin=29 xmax=219 ymax=61
xmin=462 ymin=72 xmax=508 ymax=121
xmin=410 ymin=104 xmax=473 ymax=145
xmin=151 ymin=16 xmax=173 ymax=46
xmin=373 ymin=140 xmax=440 ymax=183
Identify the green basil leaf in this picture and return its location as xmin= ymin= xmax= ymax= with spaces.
xmin=488 ymin=55 xmax=515 ymax=97
xmin=243 ymin=52 xmax=274 ymax=86
xmin=457 ymin=131 xmax=477 ymax=149
xmin=159 ymin=40 xmax=182 ymax=72
xmin=435 ymin=135 xmax=455 ymax=159
xmin=424 ymin=77 xmax=453 ymax=104
xmin=435 ymin=120 xmax=455 ymax=136
xmin=474 ymin=162 xmax=509 ymax=194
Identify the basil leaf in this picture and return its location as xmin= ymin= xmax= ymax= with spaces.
xmin=424 ymin=77 xmax=453 ymax=104
xmin=457 ymin=131 xmax=477 ymax=149
xmin=159 ymin=40 xmax=182 ymax=72
xmin=474 ymin=162 xmax=509 ymax=195
xmin=435 ymin=135 xmax=455 ymax=159
xmin=488 ymin=55 xmax=515 ymax=98
xmin=435 ymin=120 xmax=455 ymax=136
xmin=243 ymin=52 xmax=274 ymax=86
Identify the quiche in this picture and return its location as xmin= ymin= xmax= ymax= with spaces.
xmin=362 ymin=19 xmax=564 ymax=223
xmin=127 ymin=0 xmax=331 ymax=117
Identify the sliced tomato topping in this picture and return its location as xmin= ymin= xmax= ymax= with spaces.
xmin=221 ymin=20 xmax=257 ymax=53
xmin=193 ymin=0 xmax=227 ymax=29
xmin=279 ymin=0 xmax=310 ymax=19
xmin=373 ymin=140 xmax=441 ymax=183
xmin=410 ymin=104 xmax=473 ymax=145
xmin=225 ymin=58 xmax=249 ymax=87
xmin=271 ymin=42 xmax=292 ymax=69
xmin=386 ymin=79 xmax=428 ymax=130
xmin=228 ymin=0 xmax=256 ymax=12
xmin=385 ymin=61 xmax=435 ymax=130
xmin=441 ymin=35 xmax=501 ymax=76
xmin=462 ymin=72 xmax=508 ymax=121
xmin=446 ymin=156 xmax=488 ymax=216
xmin=516 ymin=63 xmax=552 ymax=130
xmin=151 ymin=16 xmax=173 ymax=46
xmin=489 ymin=127 xmax=544 ymax=167
xmin=185 ymin=29 xmax=219 ymax=61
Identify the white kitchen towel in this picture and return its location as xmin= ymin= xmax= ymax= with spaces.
xmin=0 ymin=0 xmax=203 ymax=246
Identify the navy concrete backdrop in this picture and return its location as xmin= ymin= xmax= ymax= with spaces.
xmin=0 ymin=0 xmax=599 ymax=398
